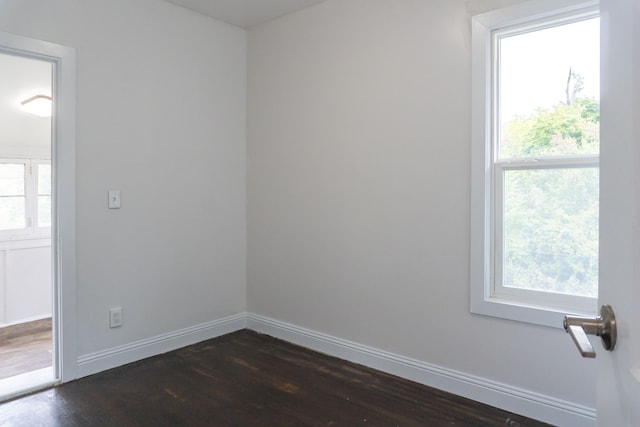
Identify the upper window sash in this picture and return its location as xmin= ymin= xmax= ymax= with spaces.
xmin=491 ymin=10 xmax=600 ymax=161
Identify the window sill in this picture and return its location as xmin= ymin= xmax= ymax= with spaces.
xmin=471 ymin=296 xmax=596 ymax=329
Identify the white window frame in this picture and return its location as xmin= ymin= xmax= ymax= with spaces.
xmin=33 ymin=159 xmax=52 ymax=233
xmin=0 ymin=157 xmax=52 ymax=241
xmin=470 ymin=0 xmax=599 ymax=328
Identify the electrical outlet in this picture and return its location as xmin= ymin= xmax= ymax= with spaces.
xmin=109 ymin=307 xmax=123 ymax=328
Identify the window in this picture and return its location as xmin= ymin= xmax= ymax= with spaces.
xmin=471 ymin=1 xmax=599 ymax=327
xmin=0 ymin=158 xmax=51 ymax=239
xmin=0 ymin=163 xmax=27 ymax=230
xmin=36 ymin=162 xmax=52 ymax=229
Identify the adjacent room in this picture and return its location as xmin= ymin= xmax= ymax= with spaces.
xmin=0 ymin=0 xmax=637 ymax=426
xmin=0 ymin=52 xmax=54 ymax=390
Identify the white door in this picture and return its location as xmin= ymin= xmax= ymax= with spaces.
xmin=597 ymin=0 xmax=640 ymax=424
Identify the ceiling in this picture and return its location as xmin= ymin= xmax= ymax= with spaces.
xmin=163 ymin=0 xmax=328 ymax=28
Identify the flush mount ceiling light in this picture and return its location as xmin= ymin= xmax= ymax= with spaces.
xmin=20 ymin=94 xmax=52 ymax=117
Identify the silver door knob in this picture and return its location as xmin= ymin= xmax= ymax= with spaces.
xmin=563 ymin=304 xmax=617 ymax=358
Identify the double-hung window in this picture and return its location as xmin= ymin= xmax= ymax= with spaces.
xmin=0 ymin=159 xmax=51 ymax=239
xmin=471 ymin=1 xmax=600 ymax=327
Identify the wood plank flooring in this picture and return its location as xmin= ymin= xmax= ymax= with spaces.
xmin=0 ymin=318 xmax=52 ymax=380
xmin=0 ymin=330 xmax=552 ymax=426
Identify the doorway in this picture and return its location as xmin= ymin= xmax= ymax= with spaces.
xmin=0 ymin=31 xmax=76 ymax=401
xmin=0 ymin=51 xmax=54 ymax=396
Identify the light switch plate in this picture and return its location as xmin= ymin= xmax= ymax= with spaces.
xmin=108 ymin=190 xmax=121 ymax=209
xmin=109 ymin=307 xmax=123 ymax=328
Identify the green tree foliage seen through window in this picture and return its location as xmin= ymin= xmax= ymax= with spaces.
xmin=500 ymin=73 xmax=599 ymax=298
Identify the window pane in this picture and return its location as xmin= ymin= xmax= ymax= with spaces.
xmin=38 ymin=195 xmax=51 ymax=227
xmin=498 ymin=18 xmax=600 ymax=158
xmin=0 ymin=196 xmax=26 ymax=230
xmin=0 ymin=164 xmax=25 ymax=196
xmin=503 ymin=168 xmax=598 ymax=297
xmin=38 ymin=164 xmax=51 ymax=195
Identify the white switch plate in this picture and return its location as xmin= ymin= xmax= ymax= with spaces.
xmin=109 ymin=307 xmax=123 ymax=328
xmin=108 ymin=190 xmax=121 ymax=209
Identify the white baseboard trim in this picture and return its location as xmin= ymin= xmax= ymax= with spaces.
xmin=76 ymin=313 xmax=247 ymax=378
xmin=246 ymin=313 xmax=596 ymax=427
xmin=0 ymin=313 xmax=51 ymax=328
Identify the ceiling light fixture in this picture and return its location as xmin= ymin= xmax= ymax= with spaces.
xmin=20 ymin=94 xmax=52 ymax=118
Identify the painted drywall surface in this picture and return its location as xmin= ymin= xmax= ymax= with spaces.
xmin=0 ymin=0 xmax=247 ymax=355
xmin=247 ymin=0 xmax=595 ymax=408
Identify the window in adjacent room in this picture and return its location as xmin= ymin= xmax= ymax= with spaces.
xmin=0 ymin=159 xmax=51 ymax=238
xmin=470 ymin=1 xmax=599 ymax=327
xmin=36 ymin=161 xmax=52 ymax=229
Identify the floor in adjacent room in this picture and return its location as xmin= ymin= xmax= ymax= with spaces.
xmin=0 ymin=329 xmax=552 ymax=426
xmin=0 ymin=318 xmax=52 ymax=380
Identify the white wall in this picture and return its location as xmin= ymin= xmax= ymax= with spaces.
xmin=0 ymin=0 xmax=247 ymax=356
xmin=248 ymin=0 xmax=595 ymax=415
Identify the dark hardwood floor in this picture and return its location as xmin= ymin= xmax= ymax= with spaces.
xmin=0 ymin=330 xmax=552 ymax=426
xmin=0 ymin=318 xmax=52 ymax=380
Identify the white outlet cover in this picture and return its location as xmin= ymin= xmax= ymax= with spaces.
xmin=109 ymin=307 xmax=123 ymax=328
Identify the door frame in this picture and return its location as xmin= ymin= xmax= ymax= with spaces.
xmin=0 ymin=32 xmax=77 ymax=392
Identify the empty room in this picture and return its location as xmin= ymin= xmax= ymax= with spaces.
xmin=0 ymin=0 xmax=637 ymax=425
